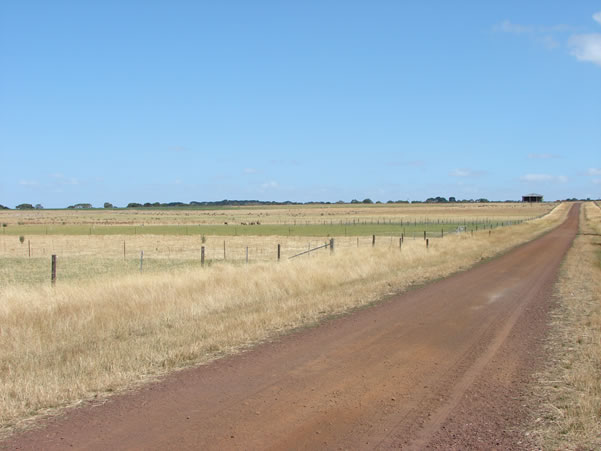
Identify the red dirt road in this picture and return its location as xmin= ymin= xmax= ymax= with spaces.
xmin=3 ymin=206 xmax=579 ymax=450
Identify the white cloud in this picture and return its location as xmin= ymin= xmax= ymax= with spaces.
xmin=594 ymin=11 xmax=601 ymax=25
xmin=389 ymin=160 xmax=425 ymax=167
xmin=450 ymin=168 xmax=485 ymax=177
xmin=243 ymin=168 xmax=258 ymax=174
xmin=260 ymin=181 xmax=279 ymax=189
xmin=168 ymin=145 xmax=188 ymax=153
xmin=568 ymin=33 xmax=601 ymax=66
xmin=520 ymin=173 xmax=568 ymax=183
xmin=587 ymin=168 xmax=601 ymax=175
xmin=494 ymin=20 xmax=534 ymax=34
xmin=19 ymin=180 xmax=38 ymax=186
xmin=494 ymin=21 xmax=575 ymax=35
xmin=539 ymin=35 xmax=560 ymax=49
xmin=592 ymin=178 xmax=601 ymax=185
xmin=451 ymin=169 xmax=470 ymax=177
xmin=528 ymin=153 xmax=559 ymax=159
xmin=521 ymin=174 xmax=553 ymax=181
xmin=51 ymin=173 xmax=79 ymax=185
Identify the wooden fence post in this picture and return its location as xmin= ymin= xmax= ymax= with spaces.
xmin=28 ymin=240 xmax=31 ymax=258
xmin=372 ymin=235 xmax=375 ymax=247
xmin=201 ymin=246 xmax=205 ymax=266
xmin=277 ymin=244 xmax=281 ymax=261
xmin=399 ymin=237 xmax=402 ymax=249
xmin=140 ymin=251 xmax=144 ymax=271
xmin=426 ymin=239 xmax=429 ymax=249
xmin=223 ymin=240 xmax=226 ymax=260
xmin=123 ymin=241 xmax=126 ymax=260
xmin=51 ymin=254 xmax=57 ymax=286
xmin=246 ymin=246 xmax=249 ymax=264
xmin=441 ymin=228 xmax=444 ymax=238
xmin=330 ymin=238 xmax=334 ymax=253
xmin=424 ymin=230 xmax=426 ymax=240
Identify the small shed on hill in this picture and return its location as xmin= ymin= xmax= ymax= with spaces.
xmin=522 ymin=193 xmax=543 ymax=202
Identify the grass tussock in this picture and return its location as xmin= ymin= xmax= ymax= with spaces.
xmin=529 ymin=202 xmax=601 ymax=449
xmin=0 ymin=203 xmax=569 ymax=436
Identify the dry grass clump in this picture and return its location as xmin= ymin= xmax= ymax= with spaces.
xmin=529 ymin=202 xmax=601 ymax=449
xmin=0 ymin=203 xmax=569 ymax=437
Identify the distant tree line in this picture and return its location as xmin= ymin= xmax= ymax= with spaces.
xmin=2 ymin=197 xmax=597 ymax=210
xmin=126 ymin=200 xmax=305 ymax=208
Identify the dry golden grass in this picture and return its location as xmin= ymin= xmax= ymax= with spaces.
xmin=0 ymin=203 xmax=569 ymax=437
xmin=0 ymin=202 xmax=554 ymax=226
xmin=529 ymin=202 xmax=601 ymax=449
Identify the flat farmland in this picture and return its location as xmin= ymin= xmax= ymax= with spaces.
xmin=0 ymin=202 xmax=570 ymax=443
xmin=0 ymin=202 xmax=553 ymax=236
xmin=0 ymin=203 xmax=554 ymax=286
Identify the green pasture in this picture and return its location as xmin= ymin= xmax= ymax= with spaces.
xmin=0 ymin=220 xmax=519 ymax=238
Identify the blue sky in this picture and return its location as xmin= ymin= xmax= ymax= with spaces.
xmin=1 ymin=1 xmax=600 ymax=207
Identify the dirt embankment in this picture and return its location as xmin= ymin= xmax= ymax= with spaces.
xmin=2 ymin=205 xmax=579 ymax=450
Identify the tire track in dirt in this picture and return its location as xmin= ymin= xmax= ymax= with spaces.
xmin=2 ymin=205 xmax=579 ymax=450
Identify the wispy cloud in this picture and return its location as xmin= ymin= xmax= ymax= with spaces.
xmin=243 ymin=167 xmax=258 ymax=174
xmin=50 ymin=173 xmax=79 ymax=185
xmin=269 ymin=159 xmax=301 ymax=167
xmin=528 ymin=153 xmax=560 ymax=159
xmin=167 ymin=145 xmax=189 ymax=153
xmin=450 ymin=168 xmax=486 ymax=177
xmin=388 ymin=160 xmax=425 ymax=167
xmin=587 ymin=168 xmax=601 ymax=176
xmin=493 ymin=20 xmax=576 ymax=35
xmin=493 ymin=20 xmax=534 ymax=34
xmin=260 ymin=181 xmax=279 ymax=189
xmin=494 ymin=13 xmax=601 ymax=64
xmin=520 ymin=173 xmax=568 ymax=183
xmin=493 ymin=20 xmax=572 ymax=52
xmin=568 ymin=11 xmax=601 ymax=67
xmin=539 ymin=35 xmax=560 ymax=49
xmin=19 ymin=180 xmax=39 ymax=186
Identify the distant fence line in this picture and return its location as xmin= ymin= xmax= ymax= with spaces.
xmin=0 ymin=218 xmax=532 ymax=237
xmin=1 ymin=221 xmax=517 ymax=262
xmin=6 ymin=227 xmax=514 ymax=286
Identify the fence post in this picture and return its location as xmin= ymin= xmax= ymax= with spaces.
xmin=441 ymin=228 xmax=444 ymax=238
xmin=140 ymin=251 xmax=144 ymax=271
xmin=330 ymin=238 xmax=334 ymax=254
xmin=277 ymin=243 xmax=281 ymax=261
xmin=246 ymin=246 xmax=249 ymax=264
xmin=399 ymin=237 xmax=402 ymax=249
xmin=223 ymin=240 xmax=226 ymax=260
xmin=372 ymin=235 xmax=375 ymax=247
xmin=426 ymin=238 xmax=429 ymax=249
xmin=424 ymin=230 xmax=426 ymax=240
xmin=51 ymin=254 xmax=57 ymax=286
xmin=28 ymin=240 xmax=31 ymax=258
xmin=201 ymin=246 xmax=205 ymax=266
